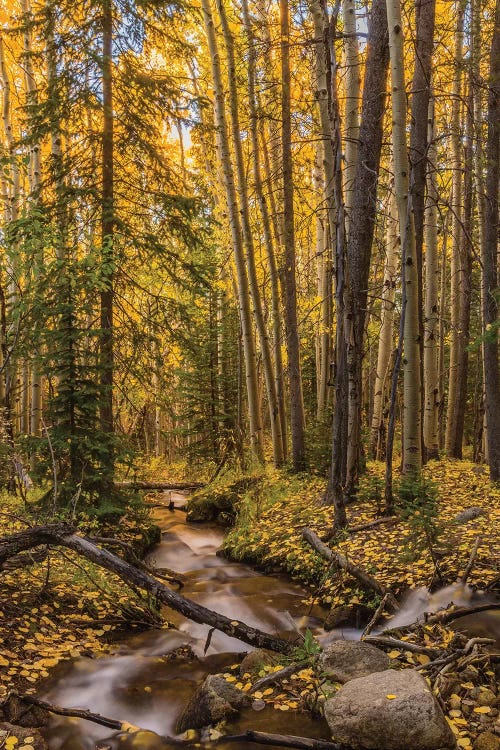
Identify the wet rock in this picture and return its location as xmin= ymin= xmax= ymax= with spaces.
xmin=473 ymin=732 xmax=500 ymax=750
xmin=176 ymin=674 xmax=251 ymax=732
xmin=318 ymin=639 xmax=391 ymax=683
xmin=0 ymin=723 xmax=46 ymax=749
xmin=324 ymin=668 xmax=455 ymax=750
xmin=478 ymin=689 xmax=498 ymax=707
xmin=324 ymin=604 xmax=373 ymax=632
xmin=239 ymin=649 xmax=281 ymax=678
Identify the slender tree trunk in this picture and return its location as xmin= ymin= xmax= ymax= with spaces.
xmin=423 ymin=96 xmax=440 ymax=459
xmin=311 ymin=0 xmax=335 ymax=422
xmin=100 ymin=0 xmax=115 ymax=461
xmin=201 ymin=0 xmax=264 ymax=461
xmin=21 ymin=0 xmax=43 ymax=442
xmin=342 ymin=0 xmax=360 ymax=236
xmin=438 ymin=207 xmax=450 ymax=452
xmin=343 ymin=0 xmax=389 ymax=492
xmin=370 ymin=191 xmax=398 ymax=459
xmin=237 ymin=0 xmax=286 ymax=466
xmin=280 ymin=0 xmax=307 ymax=471
xmin=445 ymin=0 xmax=466 ymax=456
xmin=482 ymin=0 xmax=500 ymax=480
xmin=386 ymin=0 xmax=422 ymax=476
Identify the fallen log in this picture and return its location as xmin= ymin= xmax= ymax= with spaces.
xmin=114 ymin=481 xmax=203 ymax=491
xmin=220 ymin=731 xmax=348 ymax=749
xmin=0 ymin=524 xmax=293 ymax=654
xmin=362 ymin=635 xmax=441 ymax=658
xmin=398 ymin=602 xmax=500 ymax=631
xmin=461 ymin=535 xmax=481 ymax=584
xmin=302 ymin=528 xmax=396 ymax=607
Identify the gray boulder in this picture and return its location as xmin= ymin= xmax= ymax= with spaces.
xmin=318 ymin=639 xmax=391 ymax=683
xmin=324 ymin=668 xmax=456 ymax=750
xmin=176 ymin=675 xmax=251 ymax=733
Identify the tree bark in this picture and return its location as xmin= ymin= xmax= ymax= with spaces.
xmin=370 ymin=191 xmax=398 ymax=459
xmin=217 ymin=0 xmax=284 ymax=467
xmin=280 ymin=0 xmax=307 ymax=472
xmin=386 ymin=0 xmax=422 ymax=475
xmin=482 ymin=0 xmax=500 ymax=480
xmin=445 ymin=0 xmax=466 ymax=458
xmin=423 ymin=96 xmax=440 ymax=459
xmin=100 ymin=0 xmax=115 ymax=466
xmin=200 ymin=0 xmax=264 ymax=462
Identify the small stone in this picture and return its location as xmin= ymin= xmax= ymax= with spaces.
xmin=176 ymin=675 xmax=251 ymax=733
xmin=479 ymin=690 xmax=498 ymax=707
xmin=239 ymin=649 xmax=280 ymax=678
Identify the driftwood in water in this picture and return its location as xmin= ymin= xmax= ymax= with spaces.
xmin=0 ymin=524 xmax=293 ymax=654
xmin=302 ymin=528 xmax=397 ymax=608
xmin=114 ymin=480 xmax=204 ymax=491
xmin=220 ymin=731 xmax=347 ymax=749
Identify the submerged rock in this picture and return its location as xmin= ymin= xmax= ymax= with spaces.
xmin=176 ymin=675 xmax=251 ymax=733
xmin=318 ymin=639 xmax=391 ymax=683
xmin=324 ymin=668 xmax=455 ymax=750
xmin=239 ymin=649 xmax=281 ymax=678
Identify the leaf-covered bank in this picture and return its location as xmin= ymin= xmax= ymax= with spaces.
xmin=222 ymin=459 xmax=499 ymax=608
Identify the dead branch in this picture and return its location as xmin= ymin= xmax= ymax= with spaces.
xmin=219 ymin=731 xmax=348 ymax=749
xmin=302 ymin=528 xmax=394 ymax=603
xmin=461 ymin=536 xmax=481 ymax=584
xmin=0 ymin=524 xmax=293 ymax=654
xmin=8 ymin=693 xmax=122 ymax=731
xmin=249 ymin=661 xmax=310 ymax=694
xmin=348 ymin=517 xmax=398 ymax=533
xmin=89 ymin=536 xmax=185 ymax=588
xmin=361 ymin=592 xmax=390 ymax=637
xmin=114 ymin=481 xmax=203 ymax=491
xmin=363 ymin=635 xmax=441 ymax=658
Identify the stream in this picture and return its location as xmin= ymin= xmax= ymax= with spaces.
xmin=43 ymin=492 xmax=500 ymax=750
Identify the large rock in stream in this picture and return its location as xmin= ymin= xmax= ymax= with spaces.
xmin=176 ymin=675 xmax=251 ymax=733
xmin=318 ymin=639 xmax=391 ymax=683
xmin=324 ymin=668 xmax=456 ymax=750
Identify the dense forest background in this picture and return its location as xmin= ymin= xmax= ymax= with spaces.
xmin=0 ymin=0 xmax=498 ymax=514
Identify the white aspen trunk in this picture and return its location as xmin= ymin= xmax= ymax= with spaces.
xmin=21 ymin=0 xmax=43 ymax=440
xmin=0 ymin=32 xmax=21 ymax=436
xmin=370 ymin=191 xmax=398 ymax=459
xmin=445 ymin=0 xmax=465 ymax=456
xmin=423 ymin=96 xmax=440 ymax=459
xmin=438 ymin=207 xmax=450 ymax=452
xmin=238 ymin=0 xmax=286 ymax=465
xmin=386 ymin=0 xmax=422 ymax=475
xmin=342 ymin=0 xmax=360 ymax=236
xmin=200 ymin=0 xmax=264 ymax=462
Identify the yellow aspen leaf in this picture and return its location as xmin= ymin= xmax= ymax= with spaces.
xmin=457 ymin=739 xmax=471 ymax=748
xmin=253 ymin=691 xmax=263 ymax=699
xmin=473 ymin=706 xmax=491 ymax=714
xmin=460 ymin=682 xmax=474 ymax=689
xmin=263 ymin=688 xmax=274 ymax=695
xmin=5 ymin=738 xmax=19 ymax=750
xmin=416 ymin=654 xmax=430 ymax=665
xmin=388 ymin=650 xmax=401 ymax=658
xmin=386 ymin=695 xmax=397 ymax=699
xmin=121 ymin=722 xmax=141 ymax=732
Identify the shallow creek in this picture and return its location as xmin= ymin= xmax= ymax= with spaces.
xmin=43 ymin=492 xmax=499 ymax=750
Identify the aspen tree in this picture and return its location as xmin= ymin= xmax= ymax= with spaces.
xmin=310 ymin=0 xmax=335 ymax=422
xmin=341 ymin=0 xmax=360 ymax=235
xmin=221 ymin=0 xmax=284 ymax=466
xmin=370 ymin=191 xmax=398 ymax=460
xmin=241 ymin=0 xmax=287 ymax=460
xmin=200 ymin=0 xmax=264 ymax=461
xmin=386 ymin=0 xmax=422 ymax=475
xmin=482 ymin=0 xmax=500 ymax=480
xmin=100 ymin=0 xmax=115 ymax=456
xmin=21 ymin=0 xmax=43 ymax=440
xmin=445 ymin=0 xmax=466 ymax=457
xmin=423 ymin=97 xmax=440 ymax=459
xmin=280 ymin=0 xmax=307 ymax=472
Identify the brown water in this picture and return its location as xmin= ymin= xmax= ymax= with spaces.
xmin=44 ymin=494 xmax=330 ymax=749
xmin=43 ymin=492 xmax=500 ymax=750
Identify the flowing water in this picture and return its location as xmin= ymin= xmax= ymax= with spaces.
xmin=43 ymin=492 xmax=500 ymax=750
